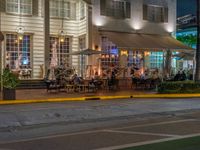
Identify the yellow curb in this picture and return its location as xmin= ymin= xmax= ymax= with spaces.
xmin=47 ymin=97 xmax=85 ymax=101
xmin=100 ymin=95 xmax=131 ymax=100
xmin=1 ymin=94 xmax=200 ymax=105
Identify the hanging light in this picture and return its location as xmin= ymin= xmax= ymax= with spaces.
xmin=16 ymin=26 xmax=25 ymax=40
xmin=16 ymin=0 xmax=24 ymax=41
xmin=58 ymin=29 xmax=65 ymax=42
xmin=58 ymin=0 xmax=66 ymax=43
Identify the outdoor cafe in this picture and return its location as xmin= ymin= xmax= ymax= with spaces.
xmin=44 ymin=31 xmax=194 ymax=93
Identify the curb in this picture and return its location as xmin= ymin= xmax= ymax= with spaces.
xmin=0 ymin=94 xmax=200 ymax=105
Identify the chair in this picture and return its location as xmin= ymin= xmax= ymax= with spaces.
xmin=65 ymin=81 xmax=75 ymax=93
xmin=45 ymin=80 xmax=60 ymax=92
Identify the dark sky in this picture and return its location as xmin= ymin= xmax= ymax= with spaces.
xmin=177 ymin=0 xmax=196 ymax=17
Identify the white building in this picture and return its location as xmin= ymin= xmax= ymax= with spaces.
xmin=0 ymin=0 xmax=193 ymax=80
xmin=91 ymin=0 xmax=193 ymax=77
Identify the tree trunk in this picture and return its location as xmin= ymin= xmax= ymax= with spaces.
xmin=195 ymin=0 xmax=200 ymax=82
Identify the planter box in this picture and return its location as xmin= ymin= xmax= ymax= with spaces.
xmin=3 ymin=88 xmax=16 ymax=100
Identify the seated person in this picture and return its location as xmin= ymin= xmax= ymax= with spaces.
xmin=94 ymin=71 xmax=100 ymax=80
xmin=72 ymin=74 xmax=81 ymax=85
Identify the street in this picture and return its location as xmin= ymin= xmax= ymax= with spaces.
xmin=0 ymin=98 xmax=200 ymax=150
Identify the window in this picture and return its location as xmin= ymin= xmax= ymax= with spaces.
xmin=79 ymin=35 xmax=86 ymax=50
xmin=5 ymin=34 xmax=31 ymax=70
xmin=80 ymin=1 xmax=85 ymax=20
xmin=149 ymin=52 xmax=163 ymax=69
xmin=50 ymin=37 xmax=70 ymax=66
xmin=100 ymin=0 xmax=131 ymax=19
xmin=143 ymin=4 xmax=168 ymax=23
xmin=50 ymin=0 xmax=76 ymax=19
xmin=6 ymin=0 xmax=32 ymax=15
xmin=128 ymin=51 xmax=142 ymax=67
xmin=101 ymin=36 xmax=119 ymax=69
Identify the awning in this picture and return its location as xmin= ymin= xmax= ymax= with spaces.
xmin=101 ymin=31 xmax=194 ymax=52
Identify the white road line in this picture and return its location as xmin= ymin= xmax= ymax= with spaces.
xmin=0 ymin=119 xmax=198 ymax=145
xmin=109 ymin=119 xmax=197 ymax=130
xmin=95 ymin=133 xmax=200 ymax=150
xmin=103 ymin=129 xmax=181 ymax=138
xmin=0 ymin=130 xmax=101 ymax=145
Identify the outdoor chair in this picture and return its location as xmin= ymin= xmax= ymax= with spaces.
xmin=45 ymin=80 xmax=60 ymax=92
xmin=108 ymin=79 xmax=118 ymax=90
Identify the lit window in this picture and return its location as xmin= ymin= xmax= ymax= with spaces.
xmin=5 ymin=34 xmax=31 ymax=70
xmin=149 ymin=52 xmax=163 ymax=69
xmin=50 ymin=37 xmax=71 ymax=66
xmin=101 ymin=36 xmax=119 ymax=69
xmin=6 ymin=0 xmax=32 ymax=15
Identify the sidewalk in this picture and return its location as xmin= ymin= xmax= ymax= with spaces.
xmin=0 ymin=88 xmax=200 ymax=105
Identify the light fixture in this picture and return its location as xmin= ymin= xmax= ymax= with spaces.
xmin=101 ymin=55 xmax=105 ymax=58
xmin=58 ymin=29 xmax=65 ymax=42
xmin=120 ymin=50 xmax=128 ymax=56
xmin=16 ymin=0 xmax=24 ymax=41
xmin=16 ymin=26 xmax=25 ymax=40
xmin=58 ymin=0 xmax=66 ymax=43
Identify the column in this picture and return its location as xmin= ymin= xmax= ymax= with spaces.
xmin=43 ymin=0 xmax=50 ymax=75
xmin=164 ymin=49 xmax=172 ymax=78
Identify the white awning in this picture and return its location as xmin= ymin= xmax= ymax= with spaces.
xmin=101 ymin=31 xmax=194 ymax=52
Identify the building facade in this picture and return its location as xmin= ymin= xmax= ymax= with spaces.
xmin=0 ymin=0 xmax=192 ymax=80
xmin=0 ymin=0 xmax=89 ymax=79
xmin=91 ymin=0 xmax=192 ymax=77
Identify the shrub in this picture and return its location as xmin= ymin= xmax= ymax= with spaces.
xmin=1 ymin=68 xmax=19 ymax=89
xmin=157 ymin=81 xmax=200 ymax=94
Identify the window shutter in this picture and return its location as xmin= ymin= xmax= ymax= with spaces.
xmin=100 ymin=0 xmax=106 ymax=16
xmin=70 ymin=3 xmax=76 ymax=20
xmin=0 ymin=0 xmax=6 ymax=12
xmin=126 ymin=2 xmax=131 ymax=18
xmin=32 ymin=0 xmax=38 ymax=16
xmin=164 ymin=7 xmax=168 ymax=22
xmin=143 ymin=4 xmax=147 ymax=20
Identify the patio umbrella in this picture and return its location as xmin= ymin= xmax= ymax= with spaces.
xmin=50 ymin=41 xmax=58 ymax=68
xmin=68 ymin=48 xmax=110 ymax=55
xmin=69 ymin=49 xmax=113 ymax=77
xmin=48 ymin=41 xmax=58 ymax=80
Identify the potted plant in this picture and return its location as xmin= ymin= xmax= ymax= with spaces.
xmin=1 ymin=68 xmax=19 ymax=100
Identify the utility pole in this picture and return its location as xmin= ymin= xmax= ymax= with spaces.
xmin=195 ymin=0 xmax=200 ymax=82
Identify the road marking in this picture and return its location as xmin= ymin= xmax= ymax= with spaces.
xmin=0 ymin=130 xmax=101 ymax=145
xmin=109 ymin=119 xmax=197 ymax=130
xmin=0 ymin=119 xmax=198 ymax=146
xmin=95 ymin=133 xmax=200 ymax=150
xmin=103 ymin=129 xmax=181 ymax=137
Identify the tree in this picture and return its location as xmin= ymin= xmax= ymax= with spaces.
xmin=195 ymin=0 xmax=200 ymax=82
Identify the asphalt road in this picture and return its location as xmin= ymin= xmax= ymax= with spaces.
xmin=0 ymin=98 xmax=200 ymax=150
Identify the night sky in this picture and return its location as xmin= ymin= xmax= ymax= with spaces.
xmin=177 ymin=0 xmax=196 ymax=17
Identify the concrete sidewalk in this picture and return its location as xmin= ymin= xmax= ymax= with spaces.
xmin=1 ymin=89 xmax=200 ymax=105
